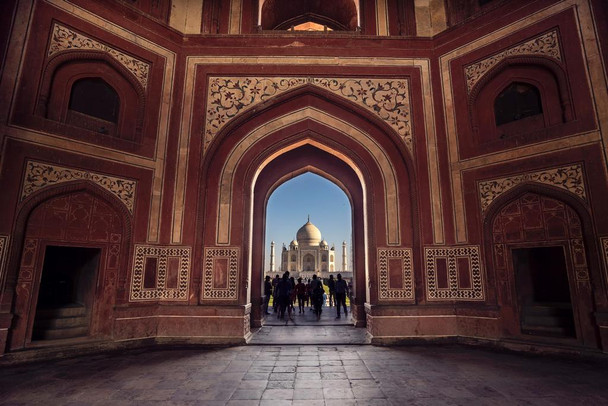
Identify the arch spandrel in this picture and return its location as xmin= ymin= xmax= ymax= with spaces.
xmin=214 ymin=107 xmax=403 ymax=247
xmin=204 ymin=77 xmax=413 ymax=157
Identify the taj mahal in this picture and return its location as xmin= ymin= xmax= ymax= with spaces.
xmin=266 ymin=218 xmax=351 ymax=281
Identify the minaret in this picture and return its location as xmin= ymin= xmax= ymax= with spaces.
xmin=342 ymin=241 xmax=348 ymax=272
xmin=270 ymin=241 xmax=275 ymax=273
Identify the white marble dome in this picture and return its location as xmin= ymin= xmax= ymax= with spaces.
xmin=296 ymin=219 xmax=322 ymax=246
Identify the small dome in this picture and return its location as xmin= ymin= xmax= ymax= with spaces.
xmin=320 ymin=239 xmax=328 ymax=247
xmin=290 ymin=239 xmax=298 ymax=246
xmin=296 ymin=219 xmax=322 ymax=246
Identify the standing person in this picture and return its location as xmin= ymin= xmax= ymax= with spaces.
xmin=306 ymin=278 xmax=313 ymax=310
xmin=327 ymin=275 xmax=336 ymax=307
xmin=312 ymin=280 xmax=324 ymax=321
xmin=272 ymin=274 xmax=280 ymax=313
xmin=309 ymin=275 xmax=321 ymax=311
xmin=295 ymin=277 xmax=306 ymax=313
xmin=276 ymin=273 xmax=292 ymax=321
xmin=263 ymin=275 xmax=272 ymax=315
xmin=304 ymin=278 xmax=311 ymax=308
xmin=289 ymin=277 xmax=297 ymax=313
xmin=335 ymin=273 xmax=349 ymax=319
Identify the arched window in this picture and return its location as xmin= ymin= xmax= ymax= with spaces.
xmin=322 ymin=254 xmax=327 ymax=261
xmin=260 ymin=0 xmax=359 ymax=31
xmin=69 ymin=78 xmax=120 ymax=124
xmin=291 ymin=255 xmax=296 ymax=262
xmin=494 ymin=82 xmax=542 ymax=126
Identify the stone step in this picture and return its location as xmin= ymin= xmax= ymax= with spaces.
xmin=32 ymin=326 xmax=89 ymax=341
xmin=34 ymin=315 xmax=89 ymax=329
xmin=522 ymin=304 xmax=572 ymax=317
xmin=36 ymin=304 xmax=87 ymax=318
xmin=521 ymin=325 xmax=574 ymax=337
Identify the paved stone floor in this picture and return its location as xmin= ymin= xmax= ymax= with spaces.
xmin=1 ymin=344 xmax=607 ymax=405
xmin=250 ymin=304 xmax=368 ymax=345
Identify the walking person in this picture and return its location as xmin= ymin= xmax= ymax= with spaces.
xmin=272 ymin=274 xmax=280 ymax=313
xmin=295 ymin=277 xmax=306 ymax=313
xmin=312 ymin=280 xmax=324 ymax=321
xmin=263 ymin=275 xmax=272 ymax=315
xmin=276 ymin=273 xmax=292 ymax=322
xmin=327 ymin=274 xmax=336 ymax=306
xmin=335 ymin=273 xmax=349 ymax=319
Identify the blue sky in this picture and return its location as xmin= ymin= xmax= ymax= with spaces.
xmin=264 ymin=172 xmax=352 ymax=272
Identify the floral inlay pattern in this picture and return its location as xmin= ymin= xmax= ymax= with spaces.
xmin=465 ymin=30 xmax=561 ymax=93
xmin=48 ymin=23 xmax=150 ymax=89
xmin=477 ymin=164 xmax=586 ymax=212
xmin=21 ymin=161 xmax=137 ymax=214
xmin=205 ymin=76 xmax=412 ymax=154
xmin=130 ymin=245 xmax=191 ymax=301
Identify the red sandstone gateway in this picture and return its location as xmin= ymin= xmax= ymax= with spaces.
xmin=0 ymin=0 xmax=607 ymax=359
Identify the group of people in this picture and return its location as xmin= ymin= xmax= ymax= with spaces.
xmin=264 ymin=272 xmax=350 ymax=324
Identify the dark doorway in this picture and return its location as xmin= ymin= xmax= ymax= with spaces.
xmin=512 ymin=246 xmax=576 ymax=338
xmin=32 ymin=246 xmax=101 ymax=341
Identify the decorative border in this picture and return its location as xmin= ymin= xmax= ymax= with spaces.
xmin=130 ymin=245 xmax=191 ymax=301
xmin=205 ymin=76 xmax=412 ymax=155
xmin=477 ymin=164 xmax=586 ymax=213
xmin=203 ymin=247 xmax=239 ymax=300
xmin=21 ymin=160 xmax=137 ymax=214
xmin=0 ymin=235 xmax=9 ymax=285
xmin=48 ymin=23 xmax=150 ymax=89
xmin=465 ymin=30 xmax=561 ymax=93
xmin=377 ymin=248 xmax=414 ymax=300
xmin=600 ymin=237 xmax=608 ymax=285
xmin=425 ymin=246 xmax=484 ymax=301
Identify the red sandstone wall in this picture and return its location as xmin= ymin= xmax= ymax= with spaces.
xmin=0 ymin=0 xmax=607 ymax=354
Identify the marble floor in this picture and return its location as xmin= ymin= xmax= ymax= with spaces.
xmin=1 ymin=343 xmax=607 ymax=405
xmin=250 ymin=303 xmax=368 ymax=345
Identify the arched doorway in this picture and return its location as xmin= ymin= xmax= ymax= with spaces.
xmin=485 ymin=188 xmax=599 ymax=346
xmin=197 ymin=89 xmax=416 ymax=338
xmin=263 ymin=171 xmax=353 ymax=323
xmin=7 ymin=183 xmax=130 ymax=350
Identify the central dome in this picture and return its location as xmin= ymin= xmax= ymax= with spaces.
xmin=296 ymin=218 xmax=322 ymax=246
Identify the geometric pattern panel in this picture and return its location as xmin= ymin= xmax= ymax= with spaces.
xmin=21 ymin=160 xmax=137 ymax=214
xmin=425 ymin=246 xmax=484 ymax=301
xmin=130 ymin=245 xmax=191 ymax=301
xmin=377 ymin=248 xmax=414 ymax=301
xmin=601 ymin=237 xmax=608 ymax=286
xmin=205 ymin=76 xmax=412 ymax=155
xmin=0 ymin=234 xmax=8 ymax=285
xmin=203 ymin=247 xmax=239 ymax=301
xmin=464 ymin=29 xmax=561 ymax=93
xmin=48 ymin=23 xmax=150 ymax=89
xmin=477 ymin=164 xmax=586 ymax=213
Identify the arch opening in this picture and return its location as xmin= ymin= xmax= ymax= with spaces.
xmin=249 ymin=143 xmax=367 ymax=329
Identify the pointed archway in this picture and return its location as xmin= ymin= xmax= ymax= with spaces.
xmin=197 ymin=90 xmax=417 ymax=340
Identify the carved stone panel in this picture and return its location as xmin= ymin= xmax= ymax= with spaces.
xmin=130 ymin=245 xmax=191 ymax=301
xmin=478 ymin=164 xmax=586 ymax=213
xmin=48 ymin=23 xmax=150 ymax=89
xmin=21 ymin=161 xmax=137 ymax=214
xmin=205 ymin=76 xmax=412 ymax=155
xmin=203 ymin=247 xmax=239 ymax=301
xmin=465 ymin=30 xmax=561 ymax=93
xmin=425 ymin=246 xmax=485 ymax=301
xmin=377 ymin=248 xmax=414 ymax=301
